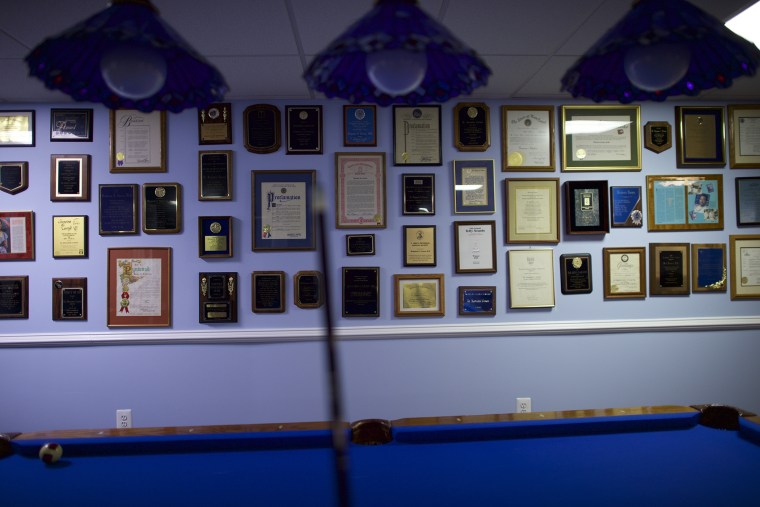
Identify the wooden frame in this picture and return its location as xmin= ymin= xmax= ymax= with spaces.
xmin=198 ymin=216 xmax=233 ymax=258
xmin=403 ymin=225 xmax=437 ymax=267
xmin=728 ymin=104 xmax=760 ymax=168
xmin=458 ymin=286 xmax=496 ymax=316
xmin=504 ymin=178 xmax=560 ymax=244
xmin=251 ymin=170 xmax=316 ymax=251
xmin=735 ymin=177 xmax=760 ymax=226
xmin=346 ymin=234 xmax=375 ymax=256
xmin=52 ymin=277 xmax=87 ymax=321
xmin=0 ymin=275 xmax=28 ymax=318
xmin=50 ymin=108 xmax=93 ymax=142
xmin=649 ymin=243 xmax=690 ymax=296
xmin=335 ymin=152 xmax=386 ymax=228
xmin=0 ymin=110 xmax=34 ymax=147
xmin=453 ymin=102 xmax=490 ymax=152
xmin=675 ymin=106 xmax=726 ymax=168
xmin=729 ymin=235 xmax=760 ymax=300
xmin=294 ymin=271 xmax=324 ymax=309
xmin=107 ymin=247 xmax=171 ymax=327
xmin=198 ymin=150 xmax=232 ymax=201
xmin=508 ymin=249 xmax=555 ymax=308
xmin=142 ymin=183 xmax=182 ymax=234
xmin=251 ymin=271 xmax=286 ymax=313
xmin=99 ymin=184 xmax=138 ymax=235
xmin=343 ymin=105 xmax=377 ymax=147
xmin=342 ymin=267 xmax=380 ymax=317
xmin=394 ymin=273 xmax=445 ymax=317
xmin=50 ymin=154 xmax=90 ymax=201
xmin=501 ymin=105 xmax=555 ymax=171
xmin=603 ymin=247 xmax=646 ymax=299
xmin=109 ymin=109 xmax=166 ymax=172
xmin=52 ymin=215 xmax=88 ymax=259
xmin=559 ymin=253 xmax=592 ymax=295
xmin=691 ymin=243 xmax=727 ymax=293
xmin=402 ymin=173 xmax=435 ymax=215
xmin=0 ymin=211 xmax=34 ymax=261
xmin=454 ymin=221 xmax=497 ymax=273
xmin=199 ymin=272 xmax=238 ymax=323
xmin=285 ymin=105 xmax=322 ymax=155
xmin=197 ymin=102 xmax=232 ymax=145
xmin=0 ymin=162 xmax=28 ymax=195
xmin=610 ymin=186 xmax=643 ymax=227
xmin=393 ymin=105 xmax=442 ymax=166
xmin=243 ymin=104 xmax=280 ymax=154
xmin=453 ymin=159 xmax=495 ymax=214
xmin=646 ymin=174 xmax=723 ymax=231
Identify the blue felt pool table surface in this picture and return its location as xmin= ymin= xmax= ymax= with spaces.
xmin=2 ymin=405 xmax=760 ymax=506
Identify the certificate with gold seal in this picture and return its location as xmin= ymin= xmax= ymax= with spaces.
xmin=110 ymin=110 xmax=166 ymax=173
xmin=501 ymin=106 xmax=554 ymax=171
xmin=393 ymin=106 xmax=442 ymax=166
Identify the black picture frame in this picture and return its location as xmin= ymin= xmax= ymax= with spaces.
xmin=0 ymin=275 xmax=29 ymax=318
xmin=402 ymin=174 xmax=435 ymax=215
xmin=346 ymin=234 xmax=375 ymax=256
xmin=564 ymin=180 xmax=610 ymax=235
xmin=50 ymin=108 xmax=93 ymax=142
xmin=736 ymin=177 xmax=760 ymax=227
xmin=99 ymin=184 xmax=138 ymax=235
xmin=252 ymin=271 xmax=286 ymax=313
xmin=198 ymin=150 xmax=232 ymax=201
xmin=342 ymin=267 xmax=379 ymax=317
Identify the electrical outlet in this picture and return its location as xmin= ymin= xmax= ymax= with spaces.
xmin=116 ymin=409 xmax=132 ymax=428
xmin=516 ymin=397 xmax=531 ymax=413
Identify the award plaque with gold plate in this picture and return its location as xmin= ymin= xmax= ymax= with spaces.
xmin=198 ymin=216 xmax=232 ymax=258
xmin=199 ymin=272 xmax=237 ymax=323
xmin=198 ymin=103 xmax=232 ymax=145
xmin=52 ymin=277 xmax=87 ymax=321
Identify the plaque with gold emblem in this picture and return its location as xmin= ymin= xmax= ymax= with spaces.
xmin=454 ymin=102 xmax=490 ymax=152
xmin=198 ymin=216 xmax=232 ymax=258
xmin=199 ymin=272 xmax=237 ymax=323
xmin=142 ymin=183 xmax=181 ymax=234
xmin=52 ymin=277 xmax=87 ymax=321
xmin=198 ymin=103 xmax=232 ymax=145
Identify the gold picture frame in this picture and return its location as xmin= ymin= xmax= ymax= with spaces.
xmin=393 ymin=273 xmax=445 ymax=317
xmin=646 ymin=175 xmax=723 ymax=231
xmin=691 ymin=243 xmax=727 ymax=293
xmin=728 ymin=104 xmax=760 ymax=168
xmin=649 ymin=243 xmax=690 ymax=296
xmin=504 ymin=178 xmax=559 ymax=244
xmin=729 ymin=235 xmax=760 ymax=300
xmin=603 ymin=247 xmax=646 ymax=299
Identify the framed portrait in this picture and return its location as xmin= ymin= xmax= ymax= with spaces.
xmin=252 ymin=271 xmax=286 ymax=313
xmin=454 ymin=221 xmax=497 ymax=274
xmin=603 ymin=247 xmax=646 ymax=299
xmin=109 ymin=109 xmax=166 ymax=172
xmin=0 ymin=162 xmax=28 ymax=195
xmin=649 ymin=243 xmax=690 ymax=296
xmin=394 ymin=273 xmax=445 ymax=317
xmin=335 ymin=152 xmax=386 ymax=228
xmin=294 ymin=271 xmax=324 ymax=309
xmin=52 ymin=277 xmax=87 ymax=321
xmin=458 ymin=286 xmax=496 ymax=316
xmin=643 ymin=121 xmax=672 ymax=153
xmin=342 ymin=267 xmax=380 ymax=317
xmin=197 ymin=102 xmax=232 ymax=145
xmin=691 ymin=243 xmax=727 ymax=293
xmin=453 ymin=159 xmax=495 ymax=214
xmin=52 ymin=215 xmax=88 ymax=259
xmin=504 ymin=178 xmax=560 ymax=244
xmin=646 ymin=174 xmax=723 ymax=231
xmin=402 ymin=174 xmax=435 ymax=215
xmin=736 ymin=177 xmax=760 ymax=226
xmin=559 ymin=253 xmax=592 ymax=295
xmin=50 ymin=108 xmax=93 ymax=142
xmin=343 ymin=105 xmax=377 ymax=147
xmin=244 ymin=104 xmax=280 ymax=154
xmin=560 ymin=105 xmax=641 ymax=171
xmin=508 ymin=249 xmax=555 ymax=308
xmin=728 ymin=104 xmax=760 ymax=168
xmin=142 ymin=183 xmax=182 ymax=234
xmin=564 ymin=180 xmax=609 ymax=234
xmin=198 ymin=216 xmax=232 ymax=258
xmin=453 ymin=102 xmax=490 ymax=152
xmin=251 ymin=170 xmax=316 ymax=251
xmin=0 ymin=211 xmax=34 ymax=261
xmin=393 ymin=105 xmax=442 ymax=166
xmin=50 ymin=154 xmax=90 ymax=201
xmin=0 ymin=110 xmax=34 ymax=147
xmin=610 ymin=186 xmax=643 ymax=227
xmin=0 ymin=275 xmax=28 ymax=318
xmin=99 ymin=184 xmax=138 ymax=235
xmin=346 ymin=234 xmax=375 ymax=256
xmin=199 ymin=272 xmax=238 ymax=323
xmin=675 ymin=106 xmax=726 ymax=168
xmin=729 ymin=234 xmax=760 ymax=300
xmin=403 ymin=225 xmax=436 ymax=267
xmin=198 ymin=150 xmax=232 ymax=201
xmin=107 ymin=247 xmax=171 ymax=327
xmin=285 ymin=105 xmax=322 ymax=154
xmin=501 ymin=105 xmax=555 ymax=171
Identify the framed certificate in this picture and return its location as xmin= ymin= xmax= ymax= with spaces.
xmin=346 ymin=234 xmax=375 ymax=256
xmin=393 ymin=105 xmax=442 ymax=166
xmin=729 ymin=234 xmax=760 ymax=300
xmin=0 ymin=162 xmax=28 ymax=195
xmin=453 ymin=102 xmax=490 ymax=151
xmin=99 ymin=184 xmax=138 ymax=235
xmin=454 ymin=221 xmax=496 ymax=273
xmin=501 ymin=105 xmax=555 ymax=171
xmin=335 ymin=152 xmax=386 ymax=228
xmin=402 ymin=174 xmax=435 ymax=215
xmin=199 ymin=272 xmax=237 ymax=323
xmin=343 ymin=105 xmax=377 ymax=147
xmin=393 ymin=273 xmax=445 ymax=317
xmin=560 ymin=105 xmax=641 ymax=171
xmin=453 ymin=159 xmax=495 ymax=214
xmin=610 ymin=186 xmax=643 ymax=227
xmin=603 ymin=247 xmax=646 ymax=299
xmin=294 ymin=271 xmax=324 ymax=309
xmin=286 ymin=105 xmax=322 ymax=154
xmin=52 ymin=278 xmax=87 ymax=321
xmin=52 ymin=215 xmax=88 ymax=259
xmin=458 ymin=286 xmax=496 ymax=316
xmin=252 ymin=271 xmax=286 ymax=313
xmin=198 ymin=151 xmax=232 ymax=200
xmin=736 ymin=177 xmax=760 ymax=226
xmin=646 ymin=175 xmax=723 ymax=231
xmin=643 ymin=121 xmax=671 ymax=153
xmin=508 ymin=249 xmax=555 ymax=308
xmin=675 ymin=106 xmax=726 ymax=168
xmin=142 ymin=183 xmax=182 ymax=234
xmin=251 ymin=170 xmax=316 ymax=251
xmin=728 ymin=104 xmax=760 ymax=168
xmin=244 ymin=104 xmax=281 ymax=154
xmin=197 ymin=103 xmax=232 ymax=145
xmin=403 ymin=225 xmax=436 ymax=267
xmin=0 ymin=110 xmax=34 ymax=147
xmin=691 ymin=243 xmax=727 ymax=293
xmin=50 ymin=108 xmax=93 ymax=142
xmin=649 ymin=243 xmax=690 ymax=296
xmin=109 ymin=109 xmax=166 ymax=172
xmin=504 ymin=178 xmax=560 ymax=244
xmin=0 ymin=211 xmax=34 ymax=261
xmin=198 ymin=216 xmax=232 ymax=258
xmin=560 ymin=253 xmax=592 ymax=295
xmin=342 ymin=267 xmax=379 ymax=317
xmin=50 ymin=154 xmax=90 ymax=201
xmin=107 ymin=247 xmax=171 ymax=327
xmin=564 ymin=180 xmax=609 ymax=235
xmin=0 ymin=276 xmax=28 ymax=318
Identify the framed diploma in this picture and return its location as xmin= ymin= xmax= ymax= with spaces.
xmin=610 ymin=186 xmax=643 ymax=228
xmin=458 ymin=286 xmax=496 ymax=316
xmin=504 ymin=178 xmax=560 ymax=244
xmin=453 ymin=159 xmax=495 ymax=214
xmin=646 ymin=175 xmax=724 ymax=231
xmin=109 ymin=109 xmax=166 ymax=172
xmin=736 ymin=177 xmax=760 ymax=226
xmin=560 ymin=253 xmax=592 ymax=295
xmin=335 ymin=152 xmax=386 ymax=228
xmin=50 ymin=154 xmax=90 ymax=201
xmin=393 ymin=105 xmax=442 ymax=166
xmin=52 ymin=215 xmax=88 ymax=259
xmin=0 ymin=110 xmax=34 ymax=147
xmin=244 ymin=104 xmax=281 ymax=154
xmin=0 ymin=162 xmax=28 ymax=195
xmin=508 ymin=249 xmax=555 ymax=308
xmin=564 ymin=180 xmax=609 ymax=235
xmin=560 ymin=105 xmax=641 ymax=171
xmin=402 ymin=174 xmax=435 ymax=215
xmin=199 ymin=272 xmax=237 ymax=323
xmin=0 ymin=211 xmax=34 ymax=261
xmin=252 ymin=271 xmax=286 ymax=313
xmin=675 ymin=106 xmax=726 ymax=168
xmin=649 ymin=243 xmax=690 ymax=296
xmin=0 ymin=276 xmax=28 ymax=318
xmin=729 ymin=234 xmax=760 ymax=300
xmin=728 ymin=104 xmax=760 ymax=168
xmin=50 ymin=108 xmax=93 ymax=142
xmin=603 ymin=247 xmax=646 ymax=299
xmin=286 ymin=105 xmax=322 ymax=154
xmin=691 ymin=243 xmax=727 ymax=293
xmin=99 ymin=184 xmax=138 ymax=235
xmin=107 ymin=247 xmax=171 ymax=327
xmin=394 ymin=273 xmax=445 ymax=317
xmin=643 ymin=121 xmax=671 ymax=154
xmin=198 ymin=150 xmax=232 ymax=200
xmin=251 ymin=170 xmax=316 ymax=251
xmin=454 ymin=221 xmax=497 ymax=274
xmin=343 ymin=105 xmax=377 ymax=147
xmin=142 ymin=183 xmax=182 ymax=234
xmin=403 ymin=225 xmax=436 ymax=267
xmin=52 ymin=278 xmax=87 ymax=321
xmin=346 ymin=234 xmax=375 ymax=256
xmin=198 ymin=216 xmax=232 ymax=258
xmin=294 ymin=270 xmax=324 ymax=309
xmin=453 ymin=102 xmax=490 ymax=152
xmin=501 ymin=105 xmax=555 ymax=171
xmin=197 ymin=103 xmax=232 ymax=145
xmin=342 ymin=267 xmax=379 ymax=317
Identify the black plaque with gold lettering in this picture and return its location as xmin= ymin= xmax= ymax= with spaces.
xmin=52 ymin=278 xmax=87 ymax=321
xmin=199 ymin=272 xmax=237 ymax=323
xmin=342 ymin=267 xmax=379 ymax=317
xmin=198 ymin=103 xmax=232 ymax=145
xmin=454 ymin=102 xmax=490 ymax=151
xmin=294 ymin=271 xmax=323 ymax=309
xmin=0 ymin=276 xmax=28 ymax=318
xmin=286 ymin=106 xmax=322 ymax=154
xmin=560 ymin=254 xmax=592 ymax=295
xmin=644 ymin=121 xmax=672 ymax=153
xmin=198 ymin=216 xmax=232 ymax=258
xmin=198 ymin=151 xmax=232 ymax=200
xmin=244 ymin=104 xmax=281 ymax=154
xmin=252 ymin=271 xmax=285 ymax=313
xmin=0 ymin=162 xmax=28 ymax=195
xmin=143 ymin=183 xmax=181 ymax=234
xmin=346 ymin=234 xmax=375 ymax=256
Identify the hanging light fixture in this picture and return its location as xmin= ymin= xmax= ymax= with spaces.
xmin=561 ymin=0 xmax=760 ymax=103
xmin=25 ymin=0 xmax=228 ymax=113
xmin=303 ymin=0 xmax=491 ymax=106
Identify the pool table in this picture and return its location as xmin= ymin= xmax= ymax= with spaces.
xmin=2 ymin=404 xmax=759 ymax=506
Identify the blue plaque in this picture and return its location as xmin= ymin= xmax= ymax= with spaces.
xmin=696 ymin=247 xmax=725 ymax=289
xmin=610 ymin=186 xmax=643 ymax=227
xmin=99 ymin=184 xmax=138 ymax=235
xmin=343 ymin=105 xmax=377 ymax=146
xmin=459 ymin=287 xmax=495 ymax=315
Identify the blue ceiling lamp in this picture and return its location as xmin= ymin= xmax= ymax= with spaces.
xmin=26 ymin=0 xmax=228 ymax=113
xmin=303 ymin=0 xmax=491 ymax=106
xmin=561 ymin=0 xmax=760 ymax=103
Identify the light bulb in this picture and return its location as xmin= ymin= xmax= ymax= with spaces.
xmin=623 ymin=42 xmax=691 ymax=91
xmin=366 ymin=49 xmax=427 ymax=96
xmin=100 ymin=44 xmax=167 ymax=100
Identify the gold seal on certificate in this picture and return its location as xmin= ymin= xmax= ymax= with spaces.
xmin=576 ymin=148 xmax=587 ymax=160
xmin=508 ymin=152 xmax=523 ymax=166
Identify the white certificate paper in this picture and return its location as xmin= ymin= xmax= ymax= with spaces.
xmin=515 ymin=188 xmax=551 ymax=234
xmin=112 ymin=110 xmax=164 ymax=170
xmin=608 ymin=253 xmax=641 ymax=294
xmin=336 ymin=154 xmax=385 ymax=227
xmin=506 ymin=109 xmax=551 ymax=167
xmin=115 ymin=258 xmax=162 ymax=316
xmin=260 ymin=181 xmax=307 ymax=240
xmin=570 ymin=115 xmax=632 ymax=162
xmin=508 ymin=249 xmax=555 ymax=308
xmin=740 ymin=247 xmax=760 ymax=287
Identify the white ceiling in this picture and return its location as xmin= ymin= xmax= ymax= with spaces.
xmin=1 ymin=0 xmax=758 ymax=105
